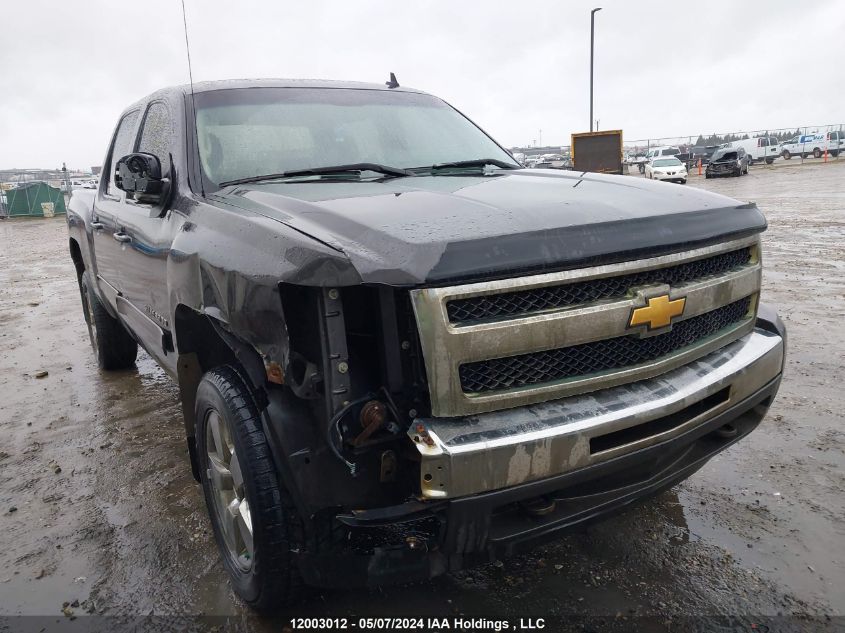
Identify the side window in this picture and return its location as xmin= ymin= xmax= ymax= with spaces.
xmin=108 ymin=110 xmax=140 ymax=196
xmin=137 ymin=102 xmax=174 ymax=176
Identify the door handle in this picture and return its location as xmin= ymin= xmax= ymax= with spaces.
xmin=91 ymin=221 xmax=104 ymax=230
xmin=113 ymin=232 xmax=131 ymax=243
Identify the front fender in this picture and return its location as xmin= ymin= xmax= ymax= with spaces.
xmin=66 ymin=190 xmax=97 ymax=276
xmin=167 ymin=195 xmax=360 ymax=375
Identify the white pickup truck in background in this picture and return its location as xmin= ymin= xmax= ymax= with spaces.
xmin=780 ymin=132 xmax=842 ymax=159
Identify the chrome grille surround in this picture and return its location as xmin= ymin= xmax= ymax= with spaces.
xmin=410 ymin=236 xmax=762 ymax=417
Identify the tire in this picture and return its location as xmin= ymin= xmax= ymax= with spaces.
xmin=196 ymin=366 xmax=304 ymax=612
xmin=680 ymin=179 xmax=687 ymax=184
xmin=832 ymin=150 xmax=840 ymax=158
xmin=80 ymin=271 xmax=137 ymax=370
xmin=766 ymin=158 xmax=774 ymax=165
xmin=782 ymin=151 xmax=791 ymax=160
xmin=813 ymin=148 xmax=821 ymax=159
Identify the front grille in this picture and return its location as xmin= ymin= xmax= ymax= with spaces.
xmin=447 ymin=247 xmax=751 ymax=324
xmin=459 ymin=296 xmax=752 ymax=394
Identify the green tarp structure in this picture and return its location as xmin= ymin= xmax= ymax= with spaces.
xmin=4 ymin=182 xmax=66 ymax=217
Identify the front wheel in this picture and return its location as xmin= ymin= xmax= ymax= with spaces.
xmin=196 ymin=366 xmax=304 ymax=612
xmin=766 ymin=158 xmax=774 ymax=164
xmin=680 ymin=179 xmax=687 ymax=184
xmin=782 ymin=151 xmax=791 ymax=160
xmin=79 ymin=271 xmax=137 ymax=370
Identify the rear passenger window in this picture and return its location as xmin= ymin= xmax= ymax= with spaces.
xmin=137 ymin=102 xmax=174 ymax=176
xmin=108 ymin=110 xmax=140 ymax=196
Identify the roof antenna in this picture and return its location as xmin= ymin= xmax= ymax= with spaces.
xmin=385 ymin=72 xmax=399 ymax=89
xmin=181 ymin=0 xmax=204 ymax=195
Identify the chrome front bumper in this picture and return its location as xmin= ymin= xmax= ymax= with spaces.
xmin=410 ymin=327 xmax=784 ymax=499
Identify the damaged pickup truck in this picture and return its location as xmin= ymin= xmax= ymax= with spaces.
xmin=66 ymin=79 xmax=786 ymax=611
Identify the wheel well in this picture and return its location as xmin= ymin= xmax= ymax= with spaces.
xmin=173 ymin=305 xmax=268 ymax=480
xmin=69 ymin=238 xmax=84 ymax=278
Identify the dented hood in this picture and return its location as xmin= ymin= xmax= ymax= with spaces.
xmin=215 ymin=169 xmax=767 ymax=286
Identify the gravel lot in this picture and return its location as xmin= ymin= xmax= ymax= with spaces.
xmin=1 ymin=161 xmax=843 ymax=631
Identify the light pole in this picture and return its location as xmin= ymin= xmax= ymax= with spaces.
xmin=590 ymin=7 xmax=602 ymax=132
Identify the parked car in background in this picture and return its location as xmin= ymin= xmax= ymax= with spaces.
xmin=780 ymin=133 xmax=827 ymax=160
xmin=706 ymin=146 xmax=749 ymax=178
xmin=534 ymin=154 xmax=571 ymax=169
xmin=646 ymin=146 xmax=681 ymax=160
xmin=644 ymin=156 xmax=687 ymax=183
xmin=690 ymin=145 xmax=718 ymax=166
xmin=724 ymin=137 xmax=779 ymax=165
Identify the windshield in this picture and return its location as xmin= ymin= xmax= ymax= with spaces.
xmin=653 ymin=158 xmax=682 ymax=167
xmin=194 ymin=87 xmax=518 ymax=188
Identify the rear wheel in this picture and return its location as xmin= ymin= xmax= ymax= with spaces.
xmin=79 ymin=271 xmax=137 ymax=370
xmin=766 ymin=158 xmax=774 ymax=164
xmin=196 ymin=366 xmax=304 ymax=612
xmin=813 ymin=148 xmax=822 ymax=159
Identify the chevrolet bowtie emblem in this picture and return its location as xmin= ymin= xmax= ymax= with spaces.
xmin=629 ymin=294 xmax=686 ymax=331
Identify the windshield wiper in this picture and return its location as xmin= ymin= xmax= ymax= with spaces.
xmin=219 ymin=163 xmax=413 ymax=187
xmin=420 ymin=158 xmax=521 ymax=172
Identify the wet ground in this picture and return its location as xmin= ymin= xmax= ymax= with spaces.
xmin=1 ymin=161 xmax=843 ymax=631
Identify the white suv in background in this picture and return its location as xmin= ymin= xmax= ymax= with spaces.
xmin=646 ymin=146 xmax=681 ymax=160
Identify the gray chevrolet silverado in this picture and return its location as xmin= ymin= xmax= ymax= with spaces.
xmin=66 ymin=79 xmax=786 ymax=611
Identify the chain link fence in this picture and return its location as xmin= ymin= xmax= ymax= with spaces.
xmin=514 ymin=123 xmax=845 ymax=173
xmin=623 ymin=123 xmax=845 ymax=170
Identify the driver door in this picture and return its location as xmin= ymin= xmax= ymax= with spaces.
xmin=91 ymin=110 xmax=140 ymax=310
xmin=113 ymin=101 xmax=181 ymax=373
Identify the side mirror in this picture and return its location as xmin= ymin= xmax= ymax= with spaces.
xmin=115 ymin=153 xmax=166 ymax=204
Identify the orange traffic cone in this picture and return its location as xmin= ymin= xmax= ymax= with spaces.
xmin=698 ymin=158 xmax=702 ymax=176
xmin=824 ymin=148 xmax=828 ymax=163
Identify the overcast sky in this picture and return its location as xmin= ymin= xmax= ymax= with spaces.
xmin=1 ymin=0 xmax=843 ymax=170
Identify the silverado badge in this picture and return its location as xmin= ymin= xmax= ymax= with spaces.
xmin=629 ymin=294 xmax=686 ymax=331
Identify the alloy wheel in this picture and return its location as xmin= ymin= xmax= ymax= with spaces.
xmin=205 ymin=409 xmax=254 ymax=571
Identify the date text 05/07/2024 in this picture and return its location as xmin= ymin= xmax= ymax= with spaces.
xmin=288 ymin=617 xmax=547 ymax=630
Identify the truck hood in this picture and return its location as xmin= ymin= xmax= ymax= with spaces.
xmin=214 ymin=169 xmax=766 ymax=285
